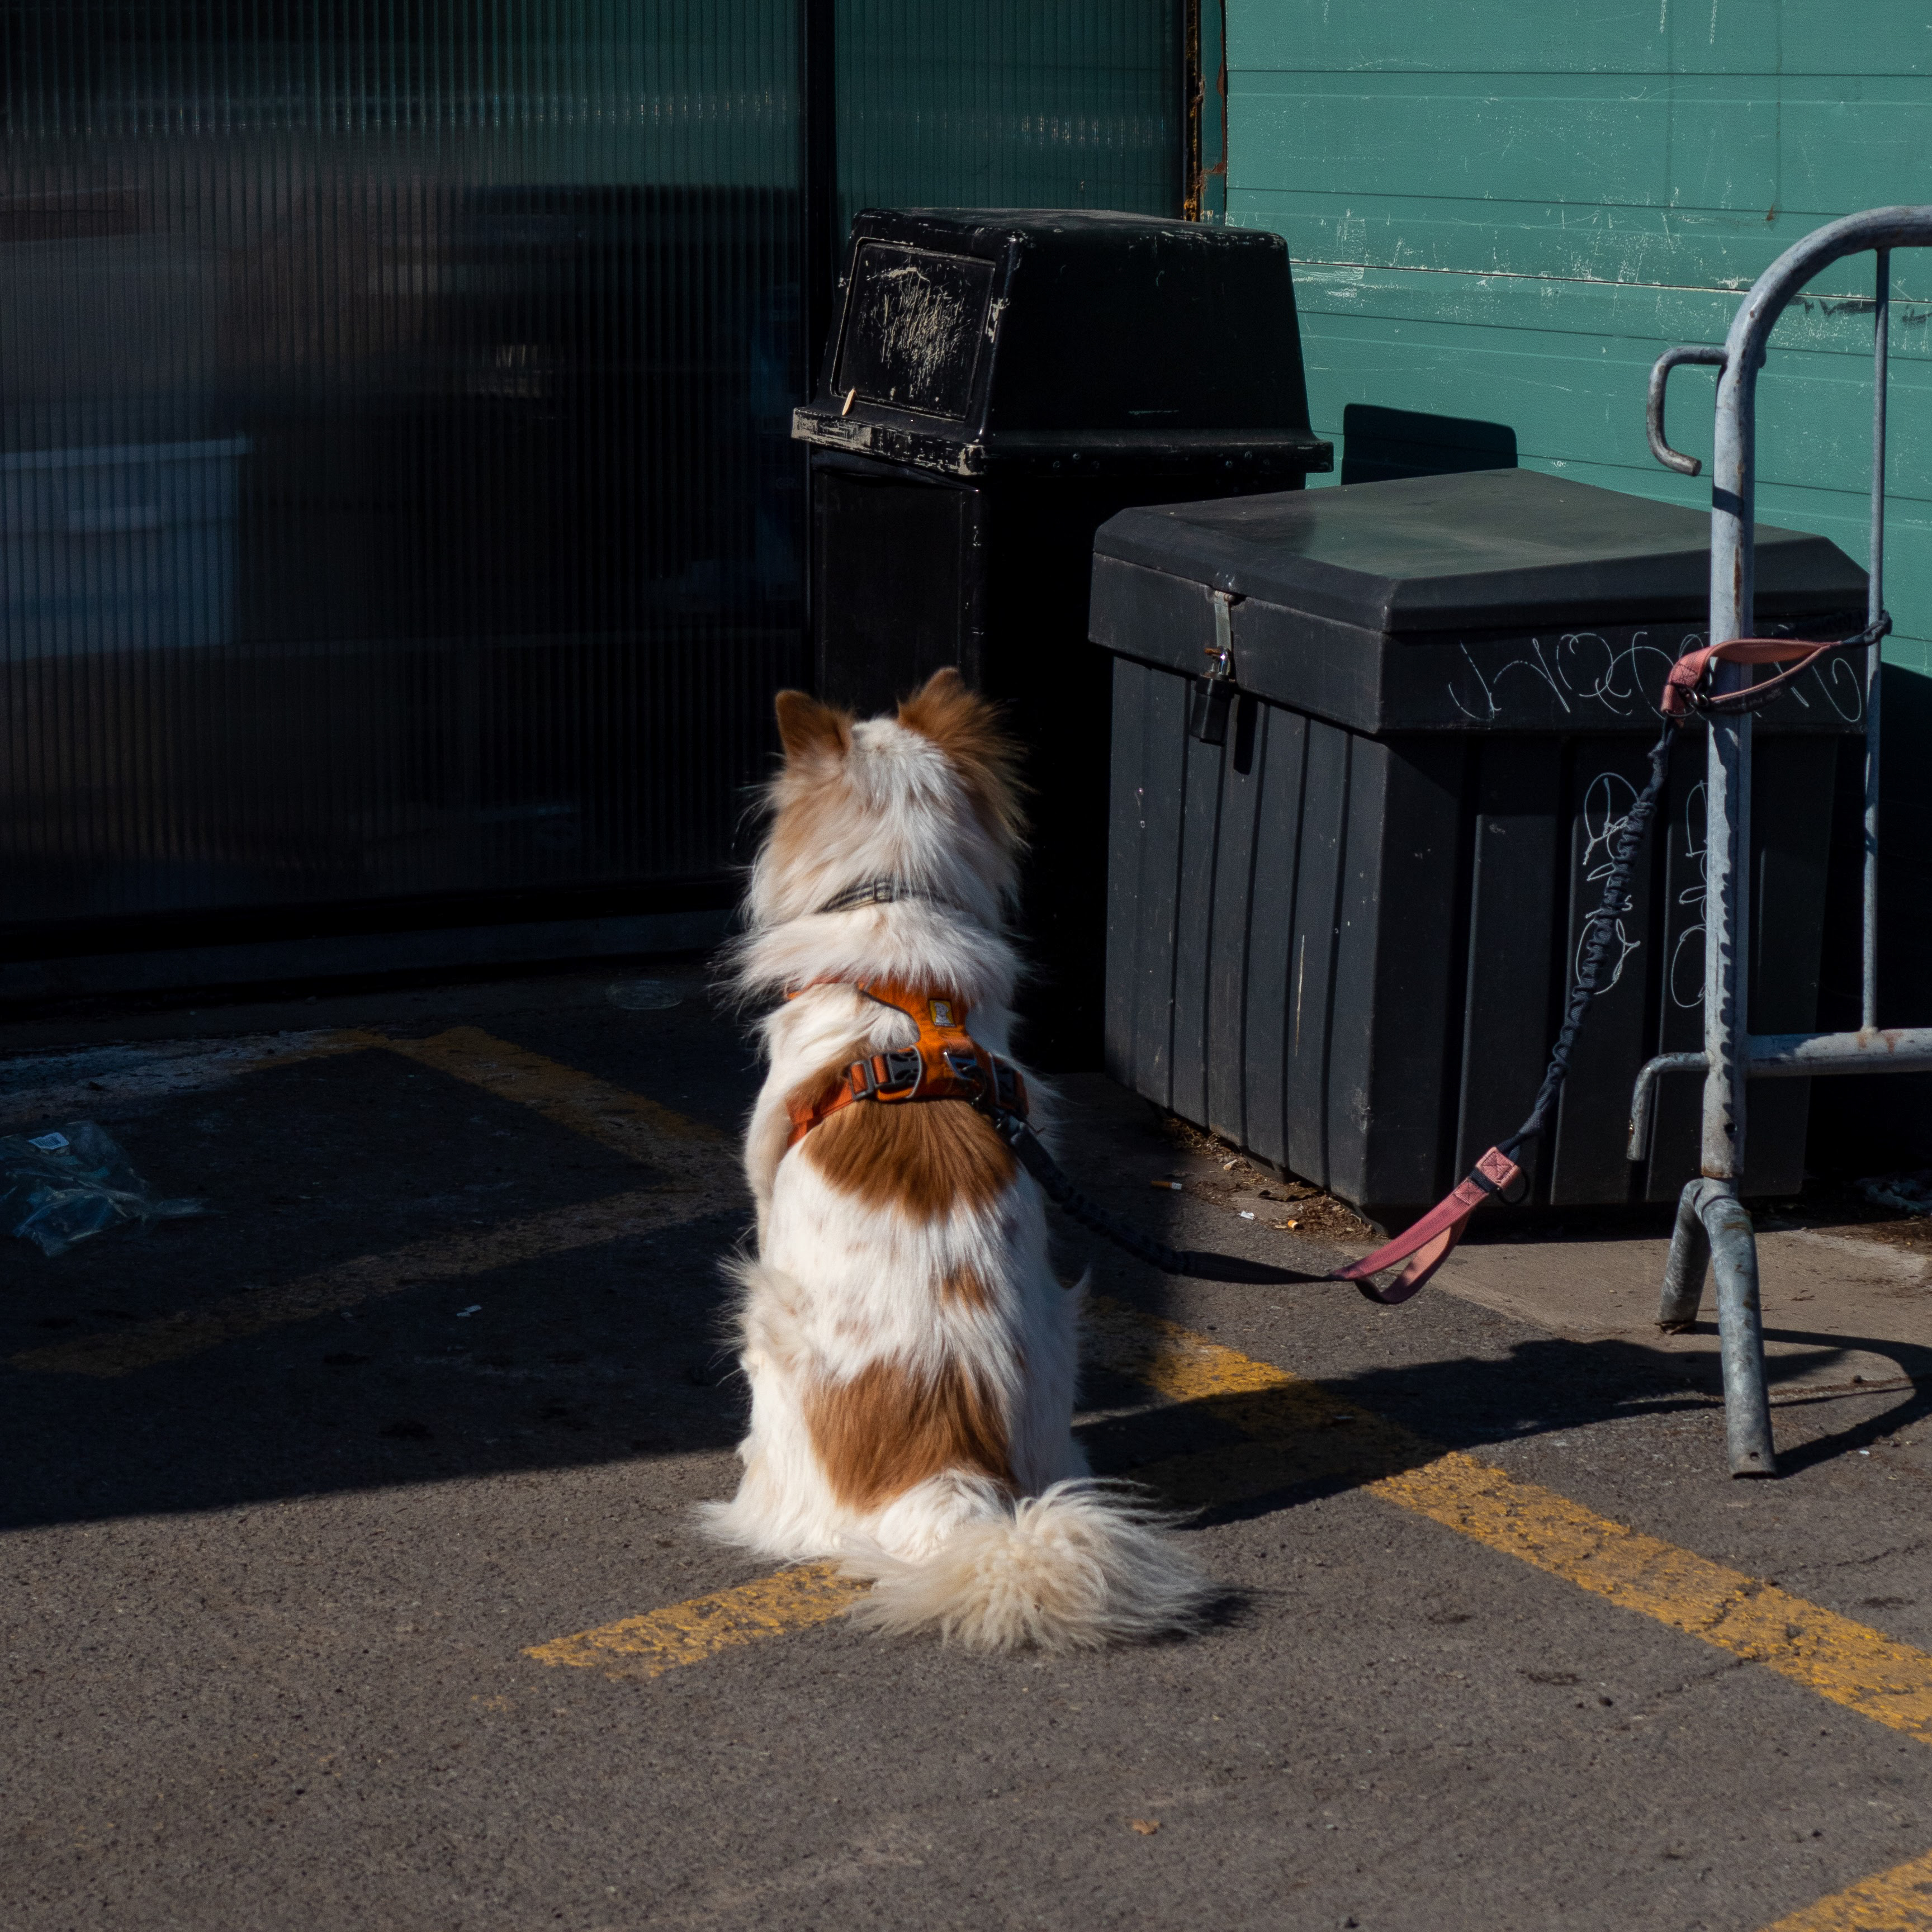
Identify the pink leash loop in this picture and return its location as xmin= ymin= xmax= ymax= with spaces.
xmin=1329 ymin=1146 xmax=1522 ymax=1305
xmin=1660 ymin=636 xmax=1836 ymax=718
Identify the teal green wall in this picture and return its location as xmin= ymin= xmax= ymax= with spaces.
xmin=1223 ymin=0 xmax=1932 ymax=676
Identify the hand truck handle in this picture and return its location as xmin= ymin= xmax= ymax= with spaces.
xmin=1646 ymin=345 xmax=1727 ymax=476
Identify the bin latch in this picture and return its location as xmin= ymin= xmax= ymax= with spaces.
xmin=1190 ymin=590 xmax=1240 ymax=744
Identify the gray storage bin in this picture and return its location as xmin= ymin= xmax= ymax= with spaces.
xmin=1092 ymin=468 xmax=1867 ymax=1219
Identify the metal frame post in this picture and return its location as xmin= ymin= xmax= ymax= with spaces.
xmin=1639 ymin=207 xmax=1932 ymax=1476
xmin=1864 ymin=251 xmax=1890 ymax=1031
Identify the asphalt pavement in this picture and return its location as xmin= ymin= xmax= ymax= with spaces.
xmin=3 ymin=962 xmax=1929 ymax=1932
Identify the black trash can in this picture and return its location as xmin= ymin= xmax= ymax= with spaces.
xmin=1092 ymin=468 xmax=1868 ymax=1221
xmin=793 ymin=209 xmax=1332 ymax=1065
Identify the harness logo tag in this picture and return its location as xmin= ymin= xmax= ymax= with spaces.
xmin=929 ymin=1000 xmax=954 ymax=1026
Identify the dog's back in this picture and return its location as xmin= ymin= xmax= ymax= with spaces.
xmin=703 ymin=670 xmax=1206 ymax=1651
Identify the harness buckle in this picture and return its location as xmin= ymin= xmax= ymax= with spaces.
xmin=854 ymin=1047 xmax=923 ymax=1101
xmin=788 ymin=983 xmax=1034 ymax=1151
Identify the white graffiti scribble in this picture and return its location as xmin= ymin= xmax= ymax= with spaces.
xmin=1806 ymin=649 xmax=1867 ymax=722
xmin=1447 ymin=628 xmax=1865 ymax=726
xmin=1450 ymin=636 xmax=1577 ymax=721
xmin=1562 ymin=631 xmax=1684 ymax=714
xmin=1669 ymin=779 xmax=1709 ymax=1011
xmin=1573 ymin=767 xmax=1645 ymax=993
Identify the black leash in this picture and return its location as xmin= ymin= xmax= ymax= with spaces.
xmin=974 ymin=720 xmax=1674 ymax=1288
xmin=1495 ymin=609 xmax=1887 ymax=1169
xmin=1498 ymin=713 xmax=1675 ymax=1165
xmin=989 ymin=1111 xmax=1317 ymax=1286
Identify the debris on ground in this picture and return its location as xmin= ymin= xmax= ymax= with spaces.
xmin=1855 ymin=1169 xmax=1932 ymax=1218
xmin=1159 ymin=1116 xmax=1376 ymax=1243
xmin=0 ymin=1120 xmax=205 ymax=1258
xmin=1759 ymin=1177 xmax=1932 ymax=1257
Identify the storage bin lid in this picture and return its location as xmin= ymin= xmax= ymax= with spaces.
xmin=1097 ymin=468 xmax=1864 ymax=630
xmin=792 ymin=209 xmax=1333 ymax=482
xmin=1091 ymin=469 xmax=1869 ymax=734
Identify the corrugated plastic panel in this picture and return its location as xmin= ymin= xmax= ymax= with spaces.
xmin=0 ymin=2 xmax=1185 ymax=952
xmin=0 ymin=2 xmax=804 ymax=934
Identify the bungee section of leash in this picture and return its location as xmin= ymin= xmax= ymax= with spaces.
xmin=990 ymin=1111 xmax=1314 ymax=1286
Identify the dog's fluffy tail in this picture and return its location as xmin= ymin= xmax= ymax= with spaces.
xmin=844 ymin=1478 xmax=1210 ymax=1652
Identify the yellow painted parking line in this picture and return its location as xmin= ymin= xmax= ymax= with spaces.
xmin=383 ymin=1027 xmax=726 ymax=1185
xmin=1085 ymin=1300 xmax=1302 ymax=1402
xmin=7 ymin=1029 xmax=744 ymax=1377
xmin=0 ymin=1027 xmax=376 ymax=1128
xmin=11 ymin=1189 xmax=680 ymax=1377
xmin=527 ymin=1565 xmax=865 ymax=1679
xmin=524 ymin=1308 xmax=1334 ymax=1680
xmin=0 ymin=1023 xmax=727 ymax=1184
xmin=1375 ymin=1455 xmax=1932 ymax=1742
xmin=0 ymin=1024 xmax=726 ymax=1155
xmin=1084 ymin=1299 xmax=1932 ymax=1746
xmin=533 ymin=1299 xmax=1932 ymax=1748
xmin=1759 ymin=1846 xmax=1932 ymax=1930
xmin=18 ymin=1019 xmax=1911 ymax=1773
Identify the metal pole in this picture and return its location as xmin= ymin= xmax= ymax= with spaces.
xmin=1702 ymin=1186 xmax=1777 ymax=1475
xmin=1657 ymin=1180 xmax=1711 ymax=1330
xmin=1638 ymin=210 xmax=1932 ymax=1476
xmin=1704 ymin=326 xmax=1756 ymax=1181
xmin=1703 ymin=258 xmax=1772 ymax=1474
xmin=1863 ymin=250 xmax=1890 ymax=1030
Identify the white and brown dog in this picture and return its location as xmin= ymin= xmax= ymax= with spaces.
xmin=703 ymin=669 xmax=1206 ymax=1650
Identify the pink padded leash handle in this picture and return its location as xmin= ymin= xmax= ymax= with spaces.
xmin=1660 ymin=636 xmax=1837 ymax=718
xmin=1329 ymin=1146 xmax=1522 ymax=1305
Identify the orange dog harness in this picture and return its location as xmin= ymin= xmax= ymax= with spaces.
xmin=784 ymin=981 xmax=1028 ymax=1150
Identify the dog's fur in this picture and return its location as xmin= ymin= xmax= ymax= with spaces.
xmin=702 ymin=669 xmax=1208 ymax=1651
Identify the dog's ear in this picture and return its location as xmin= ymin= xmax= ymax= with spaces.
xmin=897 ymin=668 xmax=1026 ymax=846
xmin=774 ymin=690 xmax=851 ymax=763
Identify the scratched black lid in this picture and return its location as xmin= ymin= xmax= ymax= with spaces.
xmin=792 ymin=208 xmax=1333 ymax=482
xmin=1091 ymin=470 xmax=1869 ymax=733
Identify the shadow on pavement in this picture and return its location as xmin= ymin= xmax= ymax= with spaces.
xmin=1 ymin=1202 xmax=755 ymax=1532
xmin=6 ymin=972 xmax=1915 ymax=1539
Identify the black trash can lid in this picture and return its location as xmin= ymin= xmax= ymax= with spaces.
xmin=793 ymin=207 xmax=1333 ymax=481
xmin=1095 ymin=468 xmax=1865 ymax=632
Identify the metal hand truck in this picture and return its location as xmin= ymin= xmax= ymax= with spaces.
xmin=1639 ymin=206 xmax=1932 ymax=1475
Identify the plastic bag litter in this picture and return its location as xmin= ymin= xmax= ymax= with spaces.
xmin=1855 ymin=1170 xmax=1932 ymax=1217
xmin=0 ymin=1120 xmax=205 ymax=1258
xmin=606 ymin=977 xmax=684 ymax=1011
